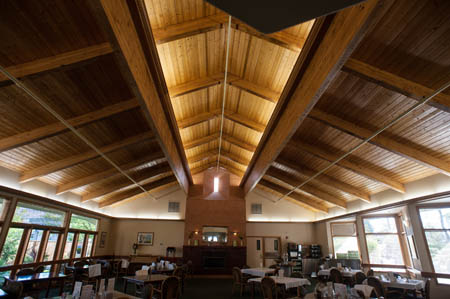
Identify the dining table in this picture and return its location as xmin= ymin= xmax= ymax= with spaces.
xmin=249 ymin=276 xmax=311 ymax=299
xmin=47 ymin=290 xmax=138 ymax=299
xmin=122 ymin=274 xmax=169 ymax=294
xmin=5 ymin=272 xmax=67 ymax=297
xmin=241 ymin=268 xmax=276 ymax=277
xmin=317 ymin=268 xmax=362 ymax=278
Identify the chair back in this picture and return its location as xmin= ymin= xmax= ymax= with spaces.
xmin=367 ymin=276 xmax=385 ymax=298
xmin=160 ymin=276 xmax=179 ymax=299
xmin=261 ymin=277 xmax=277 ymax=299
xmin=141 ymin=284 xmax=154 ymax=299
xmin=355 ymin=272 xmax=366 ymax=284
xmin=366 ymin=269 xmax=374 ymax=277
xmin=329 ymin=268 xmax=343 ymax=284
xmin=232 ymin=267 xmax=242 ymax=283
xmin=16 ymin=268 xmax=35 ymax=276
xmin=74 ymin=261 xmax=86 ymax=269
xmin=34 ymin=265 xmax=45 ymax=273
xmin=2 ymin=280 xmax=23 ymax=298
xmin=173 ymin=267 xmax=182 ymax=278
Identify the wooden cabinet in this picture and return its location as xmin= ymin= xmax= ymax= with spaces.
xmin=183 ymin=246 xmax=246 ymax=275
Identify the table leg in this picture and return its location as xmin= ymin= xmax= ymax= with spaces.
xmin=124 ymin=280 xmax=128 ymax=293
xmin=251 ymin=282 xmax=255 ymax=299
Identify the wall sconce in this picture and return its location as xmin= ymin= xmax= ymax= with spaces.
xmin=194 ymin=231 xmax=199 ymax=235
xmin=233 ymin=232 xmax=237 ymax=236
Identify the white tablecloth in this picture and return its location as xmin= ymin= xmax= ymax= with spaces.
xmin=241 ymin=268 xmax=275 ymax=277
xmin=318 ymin=268 xmax=362 ymax=277
xmin=363 ymin=278 xmax=425 ymax=291
xmin=248 ymin=277 xmax=311 ymax=289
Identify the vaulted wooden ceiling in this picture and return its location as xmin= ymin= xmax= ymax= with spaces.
xmin=1 ymin=0 xmax=449 ymax=213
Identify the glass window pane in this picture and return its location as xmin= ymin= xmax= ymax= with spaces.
xmin=364 ymin=217 xmax=398 ymax=233
xmin=366 ymin=234 xmax=403 ymax=265
xmin=13 ymin=202 xmax=65 ymax=227
xmin=0 ymin=228 xmax=24 ymax=266
xmin=333 ymin=236 xmax=359 ymax=259
xmin=0 ymin=271 xmax=11 ymax=285
xmin=85 ymin=235 xmax=94 ymax=257
xmin=63 ymin=232 xmax=75 ymax=259
xmin=44 ymin=233 xmax=59 ymax=262
xmin=420 ymin=208 xmax=450 ymax=229
xmin=425 ymin=231 xmax=450 ymax=274
xmin=75 ymin=234 xmax=85 ymax=258
xmin=69 ymin=214 xmax=98 ymax=231
xmin=23 ymin=229 xmax=43 ymax=264
xmin=0 ymin=198 xmax=6 ymax=220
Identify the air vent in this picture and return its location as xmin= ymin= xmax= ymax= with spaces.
xmin=251 ymin=203 xmax=262 ymax=214
xmin=168 ymin=202 xmax=180 ymax=213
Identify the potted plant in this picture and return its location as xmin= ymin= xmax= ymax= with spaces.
xmin=187 ymin=231 xmax=194 ymax=246
xmin=238 ymin=234 xmax=244 ymax=246
xmin=132 ymin=243 xmax=138 ymax=255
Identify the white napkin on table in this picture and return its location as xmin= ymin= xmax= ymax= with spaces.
xmin=354 ymin=284 xmax=373 ymax=298
xmin=89 ymin=264 xmax=101 ymax=278
xmin=334 ymin=283 xmax=347 ymax=299
xmin=121 ymin=259 xmax=129 ymax=268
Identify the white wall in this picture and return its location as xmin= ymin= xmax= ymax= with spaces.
xmin=246 ymin=188 xmax=316 ymax=222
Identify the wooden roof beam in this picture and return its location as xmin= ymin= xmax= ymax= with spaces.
xmin=169 ymin=73 xmax=280 ymax=103
xmin=258 ymin=179 xmax=328 ymax=213
xmin=178 ymin=109 xmax=265 ymax=132
xmin=82 ymin=162 xmax=172 ymax=202
xmin=343 ymin=58 xmax=450 ymax=113
xmin=56 ymin=151 xmax=165 ymax=195
xmin=275 ymin=157 xmax=370 ymax=202
xmin=309 ymin=109 xmax=450 ymax=176
xmin=100 ymin=0 xmax=192 ymax=193
xmin=289 ymin=140 xmax=406 ymax=193
xmin=222 ymin=134 xmax=257 ymax=152
xmin=0 ymin=42 xmax=113 ymax=82
xmin=266 ymin=167 xmax=347 ymax=209
xmin=184 ymin=133 xmax=219 ymax=150
xmin=241 ymin=0 xmax=380 ymax=194
xmin=189 ymin=150 xmax=248 ymax=168
xmin=98 ymin=175 xmax=177 ymax=207
xmin=19 ymin=131 xmax=153 ymax=183
xmin=0 ymin=98 xmax=139 ymax=153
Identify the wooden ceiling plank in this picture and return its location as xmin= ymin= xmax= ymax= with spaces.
xmin=291 ymin=140 xmax=406 ymax=193
xmin=19 ymin=131 xmax=153 ymax=183
xmin=184 ymin=133 xmax=219 ymax=149
xmin=56 ymin=151 xmax=165 ymax=195
xmin=100 ymin=0 xmax=191 ymax=193
xmin=0 ymin=98 xmax=139 ymax=153
xmin=188 ymin=150 xmax=217 ymax=164
xmin=222 ymin=134 xmax=257 ymax=152
xmin=309 ymin=109 xmax=450 ymax=176
xmin=178 ymin=110 xmax=218 ymax=129
xmin=343 ymin=58 xmax=450 ymax=113
xmin=266 ymin=167 xmax=347 ymax=209
xmin=98 ymin=175 xmax=176 ymax=207
xmin=241 ymin=0 xmax=380 ymax=194
xmin=221 ymin=151 xmax=249 ymax=167
xmin=82 ymin=163 xmax=172 ymax=202
xmin=258 ymin=179 xmax=328 ymax=213
xmin=0 ymin=42 xmax=113 ymax=82
xmin=276 ymin=157 xmax=370 ymax=202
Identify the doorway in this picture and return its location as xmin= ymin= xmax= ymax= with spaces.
xmin=246 ymin=236 xmax=281 ymax=267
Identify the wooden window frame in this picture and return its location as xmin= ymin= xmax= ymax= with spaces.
xmin=330 ymin=221 xmax=361 ymax=259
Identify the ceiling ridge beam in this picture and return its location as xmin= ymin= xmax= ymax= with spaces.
xmin=0 ymin=98 xmax=139 ymax=153
xmin=290 ymin=140 xmax=405 ymax=193
xmin=309 ymin=109 xmax=450 ymax=176
xmin=343 ymin=58 xmax=450 ymax=113
xmin=275 ymin=157 xmax=370 ymax=202
xmin=266 ymin=167 xmax=347 ymax=209
xmin=56 ymin=151 xmax=165 ymax=195
xmin=82 ymin=163 xmax=172 ymax=202
xmin=258 ymin=179 xmax=328 ymax=213
xmin=0 ymin=42 xmax=113 ymax=82
xmin=98 ymin=175 xmax=177 ymax=207
xmin=20 ymin=131 xmax=154 ymax=183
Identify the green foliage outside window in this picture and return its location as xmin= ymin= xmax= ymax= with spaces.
xmin=69 ymin=214 xmax=98 ymax=231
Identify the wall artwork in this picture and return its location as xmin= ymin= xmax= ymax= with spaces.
xmin=99 ymin=232 xmax=107 ymax=248
xmin=137 ymin=232 xmax=154 ymax=246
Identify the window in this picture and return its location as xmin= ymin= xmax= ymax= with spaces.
xmin=363 ymin=217 xmax=404 ymax=265
xmin=75 ymin=234 xmax=85 ymax=258
xmin=85 ymin=235 xmax=95 ymax=257
xmin=43 ymin=233 xmax=59 ymax=262
xmin=0 ymin=198 xmax=7 ymax=220
xmin=23 ymin=229 xmax=43 ymax=264
xmin=69 ymin=214 xmax=98 ymax=231
xmin=63 ymin=232 xmax=75 ymax=259
xmin=0 ymin=228 xmax=24 ymax=266
xmin=12 ymin=202 xmax=65 ymax=227
xmin=331 ymin=222 xmax=359 ymax=259
xmin=419 ymin=207 xmax=450 ymax=277
xmin=251 ymin=204 xmax=262 ymax=214
xmin=168 ymin=202 xmax=180 ymax=213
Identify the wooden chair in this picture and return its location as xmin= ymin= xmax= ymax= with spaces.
xmin=153 ymin=276 xmax=179 ymax=299
xmin=354 ymin=272 xmax=367 ymax=285
xmin=261 ymin=277 xmax=278 ymax=299
xmin=172 ymin=267 xmax=184 ymax=294
xmin=1 ymin=280 xmax=23 ymax=298
xmin=33 ymin=265 xmax=45 ymax=273
xmin=185 ymin=260 xmax=193 ymax=279
xmin=366 ymin=269 xmax=374 ymax=277
xmin=16 ymin=268 xmax=38 ymax=298
xmin=367 ymin=276 xmax=403 ymax=298
xmin=268 ymin=264 xmax=279 ymax=276
xmin=141 ymin=284 xmax=154 ymax=299
xmin=16 ymin=268 xmax=35 ymax=276
xmin=329 ymin=268 xmax=343 ymax=284
xmin=232 ymin=267 xmax=250 ymax=296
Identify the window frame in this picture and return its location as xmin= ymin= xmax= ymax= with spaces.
xmin=330 ymin=221 xmax=361 ymax=259
xmin=362 ymin=214 xmax=408 ymax=268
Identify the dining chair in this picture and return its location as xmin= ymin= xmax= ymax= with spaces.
xmin=1 ymin=280 xmax=23 ymax=298
xmin=329 ymin=268 xmax=343 ymax=284
xmin=354 ymin=272 xmax=367 ymax=285
xmin=232 ymin=267 xmax=250 ymax=296
xmin=366 ymin=269 xmax=374 ymax=277
xmin=261 ymin=277 xmax=278 ymax=299
xmin=172 ymin=267 xmax=184 ymax=294
xmin=141 ymin=284 xmax=154 ymax=299
xmin=16 ymin=268 xmax=35 ymax=276
xmin=33 ymin=265 xmax=45 ymax=273
xmin=367 ymin=276 xmax=403 ymax=299
xmin=153 ymin=276 xmax=179 ymax=299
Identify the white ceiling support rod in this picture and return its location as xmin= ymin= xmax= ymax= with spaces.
xmin=278 ymin=80 xmax=450 ymax=202
xmin=0 ymin=65 xmax=156 ymax=200
xmin=216 ymin=15 xmax=232 ymax=171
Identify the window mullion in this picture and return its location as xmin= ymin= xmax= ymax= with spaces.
xmin=37 ymin=230 xmax=50 ymax=263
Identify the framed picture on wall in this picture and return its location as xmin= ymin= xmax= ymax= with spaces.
xmin=99 ymin=232 xmax=107 ymax=248
xmin=137 ymin=232 xmax=154 ymax=246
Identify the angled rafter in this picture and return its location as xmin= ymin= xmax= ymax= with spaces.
xmin=221 ymin=151 xmax=249 ymax=167
xmin=99 ymin=175 xmax=177 ymax=207
xmin=275 ymin=157 xmax=370 ymax=202
xmin=258 ymin=179 xmax=328 ymax=213
xmin=0 ymin=42 xmax=113 ymax=82
xmin=188 ymin=150 xmax=217 ymax=164
xmin=20 ymin=131 xmax=153 ymax=183
xmin=309 ymin=109 xmax=450 ymax=176
xmin=343 ymin=58 xmax=450 ymax=113
xmin=56 ymin=151 xmax=165 ymax=195
xmin=188 ymin=150 xmax=248 ymax=168
xmin=242 ymin=0 xmax=380 ymax=194
xmin=184 ymin=133 xmax=219 ymax=150
xmin=82 ymin=163 xmax=172 ymax=202
xmin=0 ymin=98 xmax=139 ymax=153
xmin=222 ymin=134 xmax=257 ymax=152
xmin=266 ymin=167 xmax=347 ymax=209
xmin=290 ymin=140 xmax=406 ymax=193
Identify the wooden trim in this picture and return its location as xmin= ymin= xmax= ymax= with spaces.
xmin=81 ymin=233 xmax=88 ymax=258
xmin=361 ymin=264 xmax=407 ymax=269
xmin=416 ymin=205 xmax=438 ymax=276
xmin=0 ymin=197 xmax=18 ymax=255
xmin=421 ymin=272 xmax=450 ymax=279
xmin=15 ymin=228 xmax=31 ymax=265
xmin=36 ymin=230 xmax=50 ymax=262
xmin=70 ymin=232 xmax=79 ymax=260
